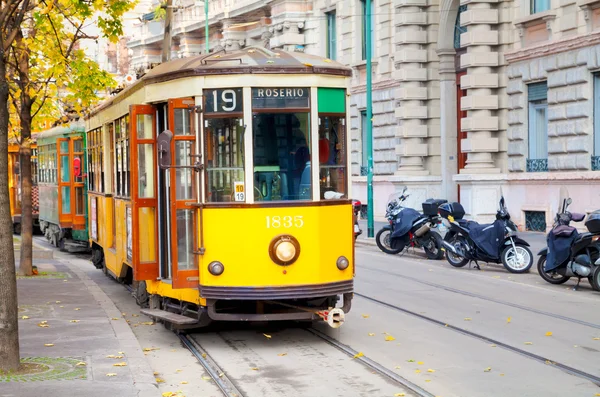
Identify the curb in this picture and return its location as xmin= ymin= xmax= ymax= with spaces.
xmin=59 ymin=255 xmax=160 ymax=396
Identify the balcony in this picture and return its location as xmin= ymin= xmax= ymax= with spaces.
xmin=526 ymin=158 xmax=548 ymax=172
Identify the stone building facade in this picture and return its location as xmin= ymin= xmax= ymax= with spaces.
xmin=127 ymin=0 xmax=600 ymax=230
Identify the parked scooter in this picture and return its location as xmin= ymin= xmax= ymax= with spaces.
xmin=353 ymin=199 xmax=363 ymax=240
xmin=375 ymin=187 xmax=445 ymax=259
xmin=440 ymin=194 xmax=534 ymax=273
xmin=537 ymin=188 xmax=600 ymax=291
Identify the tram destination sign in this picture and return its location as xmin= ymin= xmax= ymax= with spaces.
xmin=204 ymin=88 xmax=243 ymax=114
xmin=252 ymin=88 xmax=309 ymax=109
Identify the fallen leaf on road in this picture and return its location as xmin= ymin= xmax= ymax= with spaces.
xmin=385 ymin=335 xmax=396 ymax=342
xmin=407 ymin=359 xmax=415 ymax=363
xmin=143 ymin=347 xmax=159 ymax=352
xmin=55 ymin=301 xmax=61 ymax=304
xmin=278 ymin=353 xmax=287 ymax=356
xmin=44 ymin=344 xmax=54 ymax=347
xmin=353 ymin=352 xmax=364 ymax=359
xmin=395 ymin=366 xmax=401 ymax=369
xmin=415 ymin=369 xmax=421 ymax=374
xmin=263 ymin=333 xmax=272 ymax=339
xmin=427 ymin=369 xmax=435 ymax=373
xmin=251 ymin=367 xmax=259 ymax=371
xmin=417 ymin=361 xmax=424 ymax=365
xmin=593 ymin=337 xmax=600 ymax=340
xmin=140 ymin=322 xmax=154 ymax=325
xmin=506 ymin=317 xmax=511 ymax=323
xmin=154 ymin=372 xmax=160 ymax=376
xmin=368 ymin=333 xmax=375 ymax=336
xmin=361 ymin=314 xmax=370 ymax=318
xmin=484 ymin=367 xmax=491 ymax=372
xmin=70 ymin=320 xmax=80 ymax=323
xmin=118 ymin=352 xmax=125 ymax=355
xmin=21 ymin=316 xmax=29 ymax=320
xmin=545 ymin=360 xmax=553 ymax=365
xmin=219 ymin=373 xmax=224 ymax=377
xmin=574 ymin=345 xmax=578 ymax=348
xmin=74 ymin=308 xmax=80 ymax=311
xmin=156 ymin=378 xmax=165 ymax=383
xmin=425 ymin=379 xmax=431 ymax=382
xmin=464 ymin=318 xmax=472 ymax=321
xmin=500 ymin=373 xmax=505 ymax=377
xmin=59 ymin=306 xmax=64 ymax=308
xmin=444 ymin=324 xmax=448 ymax=327
xmin=38 ymin=324 xmax=49 ymax=328
xmin=524 ymin=342 xmax=533 ymax=345
xmin=201 ymin=353 xmax=207 ymax=358
xmin=180 ymin=381 xmax=188 ymax=384
xmin=106 ymin=355 xmax=117 ymax=358
xmin=176 ymin=369 xmax=182 ymax=372
xmin=76 ymin=362 xmax=86 ymax=366
xmin=162 ymin=393 xmax=176 ymax=397
xmin=113 ymin=362 xmax=127 ymax=367
xmin=132 ymin=314 xmax=139 ymax=317
xmin=121 ymin=313 xmax=126 ymax=316
xmin=106 ymin=373 xmax=117 ymax=377
xmin=111 ymin=318 xmax=120 ymax=320
xmin=545 ymin=331 xmax=553 ymax=336
xmin=490 ymin=344 xmax=497 ymax=347
xmin=493 ymin=276 xmax=500 ymax=279
xmin=394 ymin=394 xmax=406 ymax=396
xmin=201 ymin=376 xmax=211 ymax=381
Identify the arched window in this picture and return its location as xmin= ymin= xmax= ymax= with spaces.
xmin=454 ymin=5 xmax=467 ymax=49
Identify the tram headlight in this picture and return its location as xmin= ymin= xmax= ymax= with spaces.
xmin=336 ymin=256 xmax=350 ymax=270
xmin=208 ymin=261 xmax=225 ymax=276
xmin=269 ymin=235 xmax=301 ymax=266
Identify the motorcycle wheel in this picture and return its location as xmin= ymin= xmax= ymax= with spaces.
xmin=590 ymin=266 xmax=600 ymax=291
xmin=376 ymin=229 xmax=404 ymax=255
xmin=537 ymin=255 xmax=570 ymax=284
xmin=501 ymin=244 xmax=533 ymax=273
xmin=423 ymin=232 xmax=444 ymax=260
xmin=445 ymin=235 xmax=469 ymax=268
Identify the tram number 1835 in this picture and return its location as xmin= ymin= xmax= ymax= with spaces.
xmin=266 ymin=216 xmax=304 ymax=229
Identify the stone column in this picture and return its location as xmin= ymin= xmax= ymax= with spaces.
xmin=393 ymin=0 xmax=429 ymax=175
xmin=459 ymin=0 xmax=500 ymax=173
xmin=437 ymin=48 xmax=459 ymax=201
xmin=221 ymin=19 xmax=247 ymax=51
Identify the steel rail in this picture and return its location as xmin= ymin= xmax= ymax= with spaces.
xmin=356 ymin=292 xmax=600 ymax=386
xmin=306 ymin=328 xmax=435 ymax=397
xmin=179 ymin=333 xmax=245 ymax=397
xmin=361 ymin=264 xmax=600 ymax=329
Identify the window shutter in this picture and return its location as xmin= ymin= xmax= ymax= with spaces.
xmin=528 ymin=82 xmax=548 ymax=102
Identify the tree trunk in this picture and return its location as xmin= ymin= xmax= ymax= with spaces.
xmin=16 ymin=29 xmax=33 ymax=276
xmin=0 ymin=49 xmax=21 ymax=372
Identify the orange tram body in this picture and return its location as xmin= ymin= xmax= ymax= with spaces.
xmin=85 ymin=48 xmax=354 ymax=328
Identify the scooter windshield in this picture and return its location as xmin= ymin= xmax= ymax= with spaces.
xmin=558 ymin=186 xmax=570 ymax=215
xmin=387 ymin=187 xmax=407 ymax=207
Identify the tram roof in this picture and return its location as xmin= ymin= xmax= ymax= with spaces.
xmin=87 ymin=47 xmax=351 ymax=118
xmin=37 ymin=121 xmax=85 ymax=141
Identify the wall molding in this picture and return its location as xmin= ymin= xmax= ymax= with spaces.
xmin=505 ymin=31 xmax=600 ymax=63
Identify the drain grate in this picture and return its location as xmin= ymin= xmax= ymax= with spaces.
xmin=525 ymin=211 xmax=546 ymax=232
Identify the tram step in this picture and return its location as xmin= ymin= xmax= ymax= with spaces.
xmin=140 ymin=309 xmax=199 ymax=325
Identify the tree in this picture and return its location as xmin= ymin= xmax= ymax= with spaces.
xmin=0 ymin=0 xmax=131 ymax=372
xmin=7 ymin=0 xmax=131 ymax=277
xmin=0 ymin=0 xmax=33 ymax=373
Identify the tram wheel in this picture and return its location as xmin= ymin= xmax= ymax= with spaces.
xmin=135 ymin=281 xmax=149 ymax=308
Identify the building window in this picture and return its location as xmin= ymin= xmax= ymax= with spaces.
xmin=360 ymin=0 xmax=375 ymax=60
xmin=527 ymin=82 xmax=548 ymax=172
xmin=593 ymin=74 xmax=600 ymax=171
xmin=360 ymin=111 xmax=368 ymax=176
xmin=531 ymin=0 xmax=550 ymax=14
xmin=454 ymin=5 xmax=467 ymax=49
xmin=525 ymin=210 xmax=546 ymax=232
xmin=326 ymin=11 xmax=337 ymax=60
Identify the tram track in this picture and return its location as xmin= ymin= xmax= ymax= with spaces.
xmin=179 ymin=333 xmax=245 ymax=397
xmin=306 ymin=327 xmax=435 ymax=397
xmin=355 ymin=292 xmax=600 ymax=387
xmin=360 ymin=264 xmax=600 ymax=329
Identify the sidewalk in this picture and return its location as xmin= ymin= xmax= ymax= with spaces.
xmin=1 ymin=240 xmax=160 ymax=397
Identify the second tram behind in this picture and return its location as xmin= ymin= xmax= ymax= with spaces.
xmin=87 ymin=47 xmax=354 ymax=327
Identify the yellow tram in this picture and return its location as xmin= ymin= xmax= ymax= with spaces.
xmin=86 ymin=47 xmax=354 ymax=327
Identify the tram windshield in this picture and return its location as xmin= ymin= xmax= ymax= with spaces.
xmin=253 ymin=112 xmax=311 ymax=201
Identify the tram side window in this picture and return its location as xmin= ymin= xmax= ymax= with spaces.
xmin=87 ymin=128 xmax=104 ymax=193
xmin=115 ymin=115 xmax=131 ymax=197
xmin=318 ymin=115 xmax=347 ymax=199
xmin=205 ymin=118 xmax=245 ymax=202
xmin=252 ymin=112 xmax=311 ymax=201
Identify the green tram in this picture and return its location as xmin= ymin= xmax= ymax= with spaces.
xmin=37 ymin=121 xmax=90 ymax=252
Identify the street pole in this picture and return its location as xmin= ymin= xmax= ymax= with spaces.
xmin=161 ymin=0 xmax=173 ymax=63
xmin=205 ymin=0 xmax=209 ymax=53
xmin=366 ymin=0 xmax=374 ymax=237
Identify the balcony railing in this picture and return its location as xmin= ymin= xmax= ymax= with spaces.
xmin=592 ymin=156 xmax=600 ymax=171
xmin=526 ymin=158 xmax=548 ymax=172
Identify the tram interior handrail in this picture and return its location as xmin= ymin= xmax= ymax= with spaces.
xmin=201 ymin=58 xmax=243 ymax=65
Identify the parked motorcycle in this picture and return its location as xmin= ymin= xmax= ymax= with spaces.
xmin=440 ymin=194 xmax=533 ymax=273
xmin=537 ymin=188 xmax=600 ymax=290
xmin=375 ymin=187 xmax=445 ymax=259
xmin=353 ymin=199 xmax=363 ymax=240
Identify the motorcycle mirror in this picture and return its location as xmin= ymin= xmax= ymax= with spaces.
xmin=567 ymin=198 xmax=572 ymax=206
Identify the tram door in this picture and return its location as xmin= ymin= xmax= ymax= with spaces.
xmin=130 ymin=105 xmax=160 ymax=281
xmin=167 ymin=98 xmax=198 ymax=289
